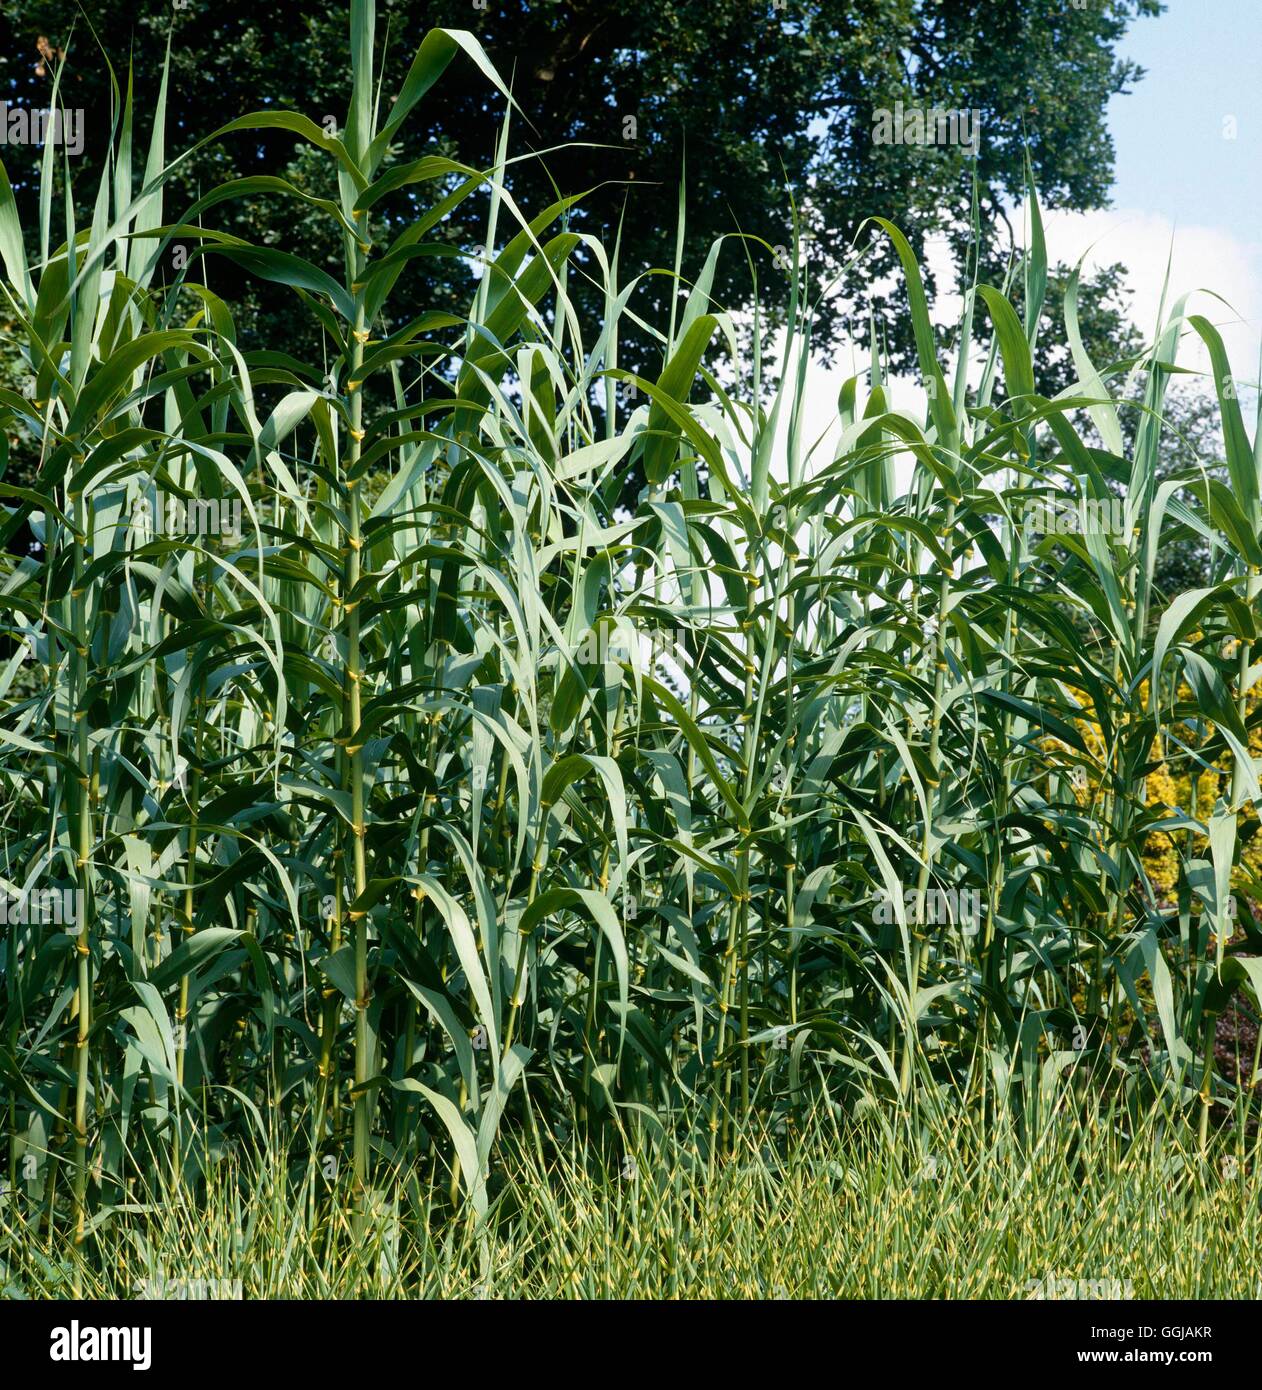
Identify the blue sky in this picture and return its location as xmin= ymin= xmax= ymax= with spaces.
xmin=1028 ymin=0 xmax=1262 ymax=392
xmin=1109 ymin=0 xmax=1262 ymax=247
xmin=932 ymin=0 xmax=1262 ymax=394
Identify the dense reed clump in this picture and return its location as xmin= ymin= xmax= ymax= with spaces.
xmin=1 ymin=0 xmax=1260 ymax=1277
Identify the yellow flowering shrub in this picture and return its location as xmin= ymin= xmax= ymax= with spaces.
xmin=1050 ymin=667 xmax=1262 ymax=905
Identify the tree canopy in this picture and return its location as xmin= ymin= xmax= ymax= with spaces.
xmin=0 ymin=0 xmax=1162 ymax=367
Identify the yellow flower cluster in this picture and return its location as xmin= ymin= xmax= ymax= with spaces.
xmin=1053 ymin=671 xmax=1262 ymax=904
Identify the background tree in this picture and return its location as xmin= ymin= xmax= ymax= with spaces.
xmin=0 ymin=0 xmax=1161 ymax=371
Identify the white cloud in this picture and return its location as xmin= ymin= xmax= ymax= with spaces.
xmin=782 ymin=207 xmax=1262 ymax=476
xmin=1040 ymin=207 xmax=1262 ymax=384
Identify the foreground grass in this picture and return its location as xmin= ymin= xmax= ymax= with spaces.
xmin=3 ymin=1105 xmax=1259 ymax=1299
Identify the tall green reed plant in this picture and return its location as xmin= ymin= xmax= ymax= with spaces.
xmin=1 ymin=0 xmax=1260 ymax=1251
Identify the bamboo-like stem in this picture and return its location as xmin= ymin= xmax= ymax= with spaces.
xmin=344 ymin=291 xmax=371 ymax=1213
xmin=784 ymin=569 xmax=800 ymax=1026
xmin=501 ymin=854 xmax=543 ymax=1061
xmin=317 ymin=853 xmax=345 ymax=1142
xmin=1230 ymin=569 xmax=1259 ymax=810
xmin=714 ymin=558 xmax=760 ymax=1160
xmin=174 ymin=679 xmax=204 ymax=1090
xmin=1198 ymin=1010 xmax=1216 ymax=1154
xmin=69 ymin=489 xmax=92 ymax=1253
xmin=900 ymin=500 xmax=956 ymax=1095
